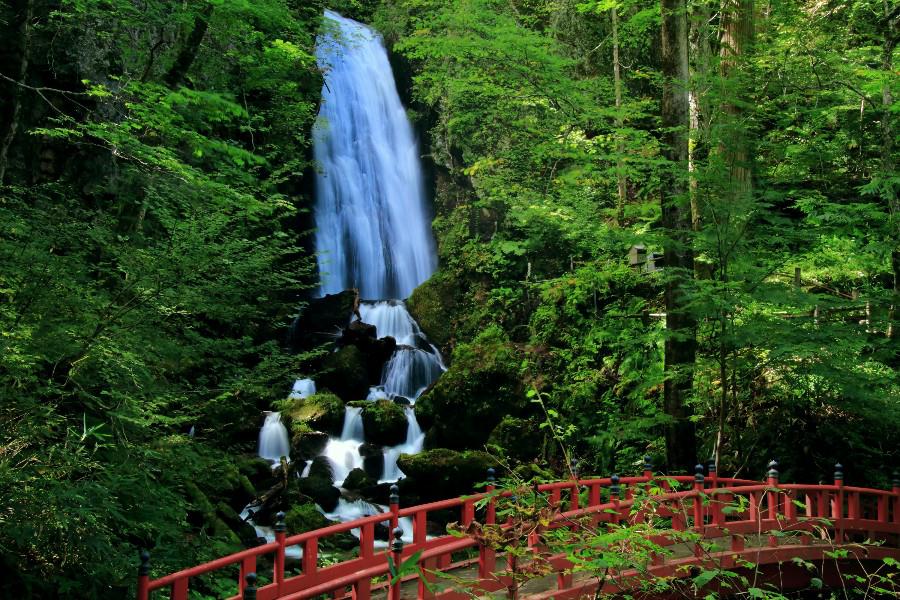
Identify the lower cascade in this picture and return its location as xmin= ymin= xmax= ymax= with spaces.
xmin=358 ymin=301 xmax=445 ymax=403
xmin=258 ymin=412 xmax=290 ymax=466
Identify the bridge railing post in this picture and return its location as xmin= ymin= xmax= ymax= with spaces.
xmin=610 ymin=474 xmax=621 ymax=525
xmin=136 ymin=550 xmax=150 ymax=600
xmin=569 ymin=460 xmax=581 ymax=511
xmin=892 ymin=471 xmax=899 ymax=525
xmin=692 ymin=464 xmax=705 ymax=529
xmin=389 ymin=527 xmax=404 ymax=600
xmin=766 ymin=461 xmax=780 ymax=547
xmin=273 ymin=511 xmax=286 ymax=594
xmin=478 ymin=467 xmax=497 ymax=579
xmin=708 ymin=459 xmax=725 ymax=526
xmin=642 ymin=455 xmax=653 ymax=482
xmin=832 ymin=463 xmax=844 ymax=543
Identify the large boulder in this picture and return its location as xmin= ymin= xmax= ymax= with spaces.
xmin=416 ymin=325 xmax=527 ymax=449
xmin=289 ymin=290 xmax=358 ymax=352
xmin=397 ymin=449 xmax=499 ymax=505
xmin=407 ymin=272 xmax=458 ymax=351
xmin=341 ymin=320 xmax=397 ymax=383
xmin=319 ymin=345 xmax=370 ymax=401
xmin=342 ymin=467 xmax=376 ymax=493
xmin=284 ymin=503 xmax=330 ymax=534
xmin=350 ymin=400 xmax=407 ymax=446
xmin=487 ymin=416 xmax=542 ymax=463
xmin=359 ymin=443 xmax=385 ymax=480
xmin=297 ymin=456 xmax=341 ymax=512
xmin=278 ymin=392 xmax=345 ymax=438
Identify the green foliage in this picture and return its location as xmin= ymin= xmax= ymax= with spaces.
xmin=0 ymin=0 xmax=325 ymax=596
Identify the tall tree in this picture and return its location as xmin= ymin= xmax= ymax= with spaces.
xmin=660 ymin=0 xmax=697 ymax=470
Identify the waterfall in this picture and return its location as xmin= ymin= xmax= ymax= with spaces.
xmin=356 ymin=301 xmax=422 ymax=346
xmin=258 ymin=412 xmax=290 ymax=465
xmin=380 ymin=407 xmax=425 ymax=483
xmin=288 ymin=378 xmax=316 ymax=399
xmin=340 ymin=406 xmax=364 ymax=441
xmin=381 ymin=347 xmax=445 ymax=402
xmin=314 ymin=11 xmax=436 ymax=300
xmin=357 ymin=301 xmax=445 ymax=403
xmin=323 ymin=407 xmax=365 ymax=486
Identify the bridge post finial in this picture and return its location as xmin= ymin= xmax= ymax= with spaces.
xmin=389 ymin=484 xmax=400 ymax=506
xmin=610 ymin=474 xmax=621 ymax=499
xmin=570 ymin=459 xmax=579 ymax=480
xmin=834 ymin=463 xmax=844 ymax=487
xmin=694 ymin=463 xmax=705 ymax=489
xmin=487 ymin=467 xmax=496 ymax=484
xmin=244 ymin=573 xmax=257 ymax=600
xmin=892 ymin=470 xmax=899 ymax=493
xmin=767 ymin=460 xmax=779 ymax=484
xmin=643 ymin=455 xmax=653 ymax=479
xmin=273 ymin=511 xmax=287 ymax=589
xmin=136 ymin=550 xmax=150 ymax=600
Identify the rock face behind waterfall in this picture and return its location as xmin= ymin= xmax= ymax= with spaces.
xmin=314 ymin=10 xmax=436 ymax=300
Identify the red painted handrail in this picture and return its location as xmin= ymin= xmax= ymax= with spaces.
xmin=136 ymin=467 xmax=900 ymax=600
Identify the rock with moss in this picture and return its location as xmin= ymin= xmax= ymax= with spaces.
xmin=396 ymin=449 xmax=498 ymax=504
xmin=407 ymin=271 xmax=458 ymax=351
xmin=342 ymin=467 xmax=375 ymax=492
xmin=278 ymin=392 xmax=345 ymax=438
xmin=289 ymin=290 xmax=357 ymax=352
xmin=349 ymin=399 xmax=407 ymax=446
xmin=319 ymin=345 xmax=370 ymax=401
xmin=284 ymin=503 xmax=330 ymax=534
xmin=488 ymin=416 xmax=542 ymax=463
xmin=293 ymin=430 xmax=330 ymax=460
xmin=416 ymin=325 xmax=527 ymax=449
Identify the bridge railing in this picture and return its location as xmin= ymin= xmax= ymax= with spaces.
xmin=136 ymin=461 xmax=900 ymax=600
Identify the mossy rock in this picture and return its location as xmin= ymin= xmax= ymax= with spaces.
xmin=293 ymin=430 xmax=330 ymax=461
xmin=407 ymin=271 xmax=458 ymax=350
xmin=278 ymin=392 xmax=345 ymax=438
xmin=319 ymin=345 xmax=370 ymax=401
xmin=298 ymin=476 xmax=340 ymax=513
xmin=487 ymin=416 xmax=542 ymax=463
xmin=416 ymin=325 xmax=526 ymax=449
xmin=342 ymin=467 xmax=375 ymax=492
xmin=396 ymin=449 xmax=498 ymax=504
xmin=284 ymin=503 xmax=330 ymax=534
xmin=289 ymin=290 xmax=357 ymax=352
xmin=349 ymin=400 xmax=407 ymax=446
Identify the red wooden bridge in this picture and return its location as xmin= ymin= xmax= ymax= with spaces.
xmin=136 ymin=461 xmax=900 ymax=599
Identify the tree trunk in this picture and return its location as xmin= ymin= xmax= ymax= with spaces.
xmin=882 ymin=0 xmax=897 ymax=338
xmin=719 ymin=0 xmax=754 ymax=195
xmin=612 ymin=6 xmax=627 ymax=226
xmin=660 ymin=0 xmax=697 ymax=472
xmin=0 ymin=0 xmax=34 ymax=184
xmin=165 ymin=3 xmax=215 ymax=88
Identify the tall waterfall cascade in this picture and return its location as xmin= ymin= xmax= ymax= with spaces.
xmin=250 ymin=11 xmax=445 ymax=537
xmin=314 ymin=10 xmax=436 ymax=300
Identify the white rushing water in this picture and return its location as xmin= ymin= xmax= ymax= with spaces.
xmin=356 ymin=301 xmax=445 ymax=403
xmin=380 ymin=407 xmax=425 ymax=483
xmin=258 ymin=412 xmax=290 ymax=465
xmin=314 ymin=10 xmax=436 ymax=300
xmin=288 ymin=378 xmax=316 ymax=399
